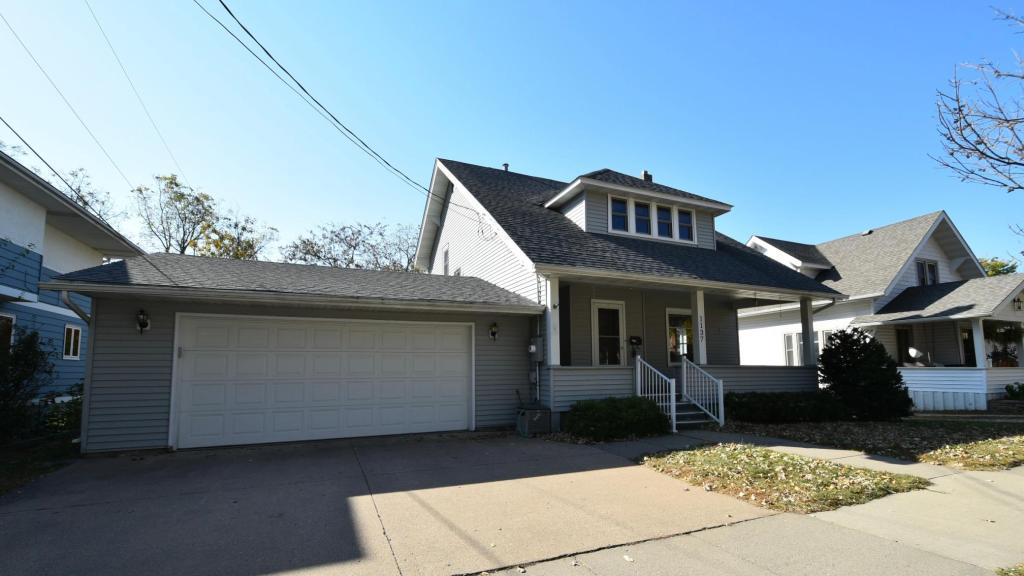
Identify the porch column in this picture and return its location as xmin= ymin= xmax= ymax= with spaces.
xmin=694 ymin=290 xmax=708 ymax=365
xmin=971 ymin=318 xmax=986 ymax=368
xmin=799 ymin=297 xmax=816 ymax=367
xmin=545 ymin=275 xmax=560 ymax=366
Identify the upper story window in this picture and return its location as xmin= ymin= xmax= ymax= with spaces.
xmin=657 ymin=207 xmax=673 ymax=238
xmin=634 ymin=202 xmax=651 ymax=235
xmin=610 ymin=198 xmax=628 ymax=231
xmin=678 ymin=209 xmax=694 ymax=241
xmin=916 ymin=259 xmax=938 ymax=286
xmin=607 ymin=196 xmax=698 ymax=245
xmin=63 ymin=325 xmax=81 ymax=360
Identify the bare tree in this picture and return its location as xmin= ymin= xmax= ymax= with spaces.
xmin=935 ymin=9 xmax=1024 ymax=193
xmin=194 ymin=211 xmax=278 ymax=261
xmin=133 ymin=175 xmax=217 ymax=254
xmin=65 ymin=168 xmax=122 ymax=224
xmin=282 ymin=222 xmax=420 ymax=271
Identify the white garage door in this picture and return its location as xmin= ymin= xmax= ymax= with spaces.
xmin=173 ymin=315 xmax=473 ymax=449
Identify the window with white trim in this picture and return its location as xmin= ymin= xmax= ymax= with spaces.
xmin=784 ymin=333 xmax=801 ymax=366
xmin=610 ymin=197 xmax=629 ymax=231
xmin=63 ymin=325 xmax=81 ymax=360
xmin=677 ymin=209 xmax=694 ymax=241
xmin=634 ymin=202 xmax=652 ymax=235
xmin=916 ymin=259 xmax=938 ymax=286
xmin=818 ymin=330 xmax=833 ymax=354
xmin=656 ymin=206 xmax=673 ymax=238
xmin=0 ymin=314 xmax=14 ymax=349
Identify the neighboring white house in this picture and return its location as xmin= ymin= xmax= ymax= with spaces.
xmin=739 ymin=211 xmax=1024 ymax=410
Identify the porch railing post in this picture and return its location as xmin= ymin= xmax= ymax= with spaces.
xmin=634 ymin=354 xmax=641 ymax=396
xmin=717 ymin=379 xmax=726 ymax=426
xmin=669 ymin=377 xmax=677 ymax=431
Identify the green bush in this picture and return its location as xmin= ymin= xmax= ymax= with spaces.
xmin=819 ymin=328 xmax=913 ymax=420
xmin=565 ymin=396 xmax=669 ymax=441
xmin=1007 ymin=382 xmax=1024 ymax=400
xmin=725 ymin=391 xmax=849 ymax=423
xmin=0 ymin=329 xmax=54 ymax=443
xmin=41 ymin=382 xmax=83 ymax=435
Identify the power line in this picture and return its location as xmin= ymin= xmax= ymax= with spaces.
xmin=83 ymin=0 xmax=191 ymax=188
xmin=191 ymin=0 xmax=492 ymax=232
xmin=0 ymin=9 xmax=135 ymax=190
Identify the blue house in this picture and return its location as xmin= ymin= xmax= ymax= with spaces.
xmin=0 ymin=151 xmax=142 ymax=395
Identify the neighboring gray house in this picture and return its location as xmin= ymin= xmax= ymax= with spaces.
xmin=46 ymin=159 xmax=839 ymax=453
xmin=740 ymin=211 xmax=1024 ymax=410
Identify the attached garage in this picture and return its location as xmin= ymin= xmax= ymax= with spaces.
xmin=41 ymin=254 xmax=542 ymax=453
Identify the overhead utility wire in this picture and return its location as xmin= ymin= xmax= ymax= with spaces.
xmin=83 ymin=0 xmax=192 ymax=188
xmin=193 ymin=0 xmax=488 ymax=228
xmin=0 ymin=9 xmax=135 ymax=190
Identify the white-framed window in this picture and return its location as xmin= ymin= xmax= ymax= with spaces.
xmin=916 ymin=259 xmax=938 ymax=286
xmin=818 ymin=329 xmax=833 ymax=354
xmin=606 ymin=196 xmax=699 ymax=244
xmin=784 ymin=333 xmax=801 ymax=366
xmin=610 ymin=197 xmax=629 ymax=231
xmin=63 ymin=325 xmax=82 ymax=360
xmin=0 ymin=313 xmax=14 ymax=349
xmin=591 ymin=299 xmax=626 ymax=366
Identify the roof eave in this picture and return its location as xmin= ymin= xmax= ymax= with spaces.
xmin=39 ymin=281 xmax=546 ymax=316
xmin=544 ymin=177 xmax=733 ymax=214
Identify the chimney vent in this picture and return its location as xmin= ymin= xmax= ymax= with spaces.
xmin=641 ymin=170 xmax=653 ymax=182
xmin=502 ymin=163 xmax=509 ymax=172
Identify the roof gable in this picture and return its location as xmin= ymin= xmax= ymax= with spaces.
xmin=753 ymin=236 xmax=832 ymax=269
xmin=852 ymin=273 xmax=1024 ymax=324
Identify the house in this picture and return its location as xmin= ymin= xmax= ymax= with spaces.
xmin=44 ymin=159 xmax=840 ymax=453
xmin=740 ymin=210 xmax=1024 ymax=410
xmin=0 ymin=150 xmax=142 ymax=396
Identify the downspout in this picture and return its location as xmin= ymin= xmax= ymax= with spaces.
xmin=61 ymin=290 xmax=91 ymax=323
xmin=813 ymin=298 xmax=838 ymax=317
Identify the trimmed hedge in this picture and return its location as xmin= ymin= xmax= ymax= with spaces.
xmin=725 ymin=391 xmax=849 ymax=423
xmin=565 ymin=396 xmax=670 ymax=441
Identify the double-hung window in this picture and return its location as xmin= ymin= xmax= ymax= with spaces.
xmin=916 ymin=259 xmax=938 ymax=286
xmin=784 ymin=333 xmax=802 ymax=366
xmin=63 ymin=325 xmax=81 ymax=360
xmin=677 ymin=209 xmax=694 ymax=242
xmin=656 ymin=207 xmax=673 ymax=238
xmin=610 ymin=198 xmax=629 ymax=231
xmin=634 ymin=202 xmax=651 ymax=235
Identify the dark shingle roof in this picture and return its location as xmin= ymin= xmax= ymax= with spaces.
xmin=812 ymin=211 xmax=943 ymax=298
xmin=53 ymin=253 xmax=541 ymax=310
xmin=852 ymin=274 xmax=1024 ymax=324
xmin=755 ymin=237 xmax=832 ymax=268
xmin=438 ymin=160 xmax=838 ymax=297
xmin=579 ymin=168 xmax=730 ymax=207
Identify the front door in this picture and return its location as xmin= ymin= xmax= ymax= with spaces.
xmin=592 ymin=300 xmax=626 ymax=366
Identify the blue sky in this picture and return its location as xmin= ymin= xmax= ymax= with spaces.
xmin=0 ymin=0 xmax=1021 ymax=260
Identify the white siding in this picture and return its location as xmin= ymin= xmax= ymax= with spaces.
xmin=429 ymin=180 xmax=541 ymax=303
xmin=900 ymin=367 xmax=988 ymax=410
xmin=561 ymin=193 xmax=586 ymax=230
xmin=0 ymin=180 xmax=46 ymax=250
xmin=42 ymin=224 xmax=103 ymax=273
xmin=876 ymin=235 xmax=965 ymax=309
xmin=737 ymin=299 xmax=873 ymax=365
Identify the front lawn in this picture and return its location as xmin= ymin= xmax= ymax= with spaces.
xmin=724 ymin=420 xmax=1024 ymax=471
xmin=644 ymin=443 xmax=929 ymax=513
xmin=0 ymin=434 xmax=78 ymax=496
xmin=998 ymin=564 xmax=1024 ymax=576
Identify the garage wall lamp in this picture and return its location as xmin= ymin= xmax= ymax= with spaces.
xmin=136 ymin=309 xmax=151 ymax=334
xmin=489 ymin=322 xmax=499 ymax=341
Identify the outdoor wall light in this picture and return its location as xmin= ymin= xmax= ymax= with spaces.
xmin=136 ymin=309 xmax=151 ymax=333
xmin=489 ymin=322 xmax=499 ymax=341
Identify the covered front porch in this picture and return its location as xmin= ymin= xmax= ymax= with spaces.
xmin=536 ymin=272 xmax=826 ymax=427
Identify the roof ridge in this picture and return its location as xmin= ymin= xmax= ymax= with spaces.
xmin=437 ymin=158 xmax=568 ymax=187
xmin=816 ymin=210 xmax=944 ymax=248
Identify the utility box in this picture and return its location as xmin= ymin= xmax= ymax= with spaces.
xmin=516 ymin=406 xmax=551 ymax=437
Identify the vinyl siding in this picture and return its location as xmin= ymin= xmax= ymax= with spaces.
xmin=84 ymin=298 xmax=532 ymax=452
xmin=701 ymin=365 xmax=818 ymax=393
xmin=2 ymin=300 xmax=88 ymax=394
xmin=584 ymin=190 xmax=717 ymax=250
xmin=561 ymin=193 xmax=586 ymax=230
xmin=877 ymin=235 xmax=965 ymax=310
xmin=429 ymin=179 xmax=541 ymax=303
xmin=737 ymin=299 xmax=874 ymax=365
xmin=0 ymin=238 xmax=42 ymax=294
xmin=542 ymin=366 xmax=634 ymax=411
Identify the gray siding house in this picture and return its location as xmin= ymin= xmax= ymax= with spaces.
xmin=47 ymin=159 xmax=841 ymax=453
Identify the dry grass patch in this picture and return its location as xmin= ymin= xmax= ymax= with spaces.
xmin=998 ymin=564 xmax=1024 ymax=576
xmin=644 ymin=443 xmax=929 ymax=513
xmin=724 ymin=420 xmax=1024 ymax=471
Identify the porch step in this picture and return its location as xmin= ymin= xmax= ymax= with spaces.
xmin=673 ymin=401 xmax=715 ymax=428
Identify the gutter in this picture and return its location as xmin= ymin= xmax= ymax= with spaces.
xmin=41 ymin=282 xmax=545 ymax=316
xmin=61 ymin=290 xmax=91 ymax=323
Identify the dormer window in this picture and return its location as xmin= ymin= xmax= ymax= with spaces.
xmin=606 ymin=196 xmax=698 ymax=245
xmin=916 ymin=259 xmax=938 ymax=286
xmin=678 ymin=210 xmax=694 ymax=241
xmin=610 ymin=198 xmax=629 ymax=231
xmin=657 ymin=207 xmax=673 ymax=238
xmin=634 ymin=202 xmax=652 ymax=235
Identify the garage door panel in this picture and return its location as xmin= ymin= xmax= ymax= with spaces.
xmin=176 ymin=317 xmax=472 ymax=449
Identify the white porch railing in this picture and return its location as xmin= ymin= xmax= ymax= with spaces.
xmin=681 ymin=357 xmax=725 ymax=426
xmin=635 ymin=356 xmax=676 ymax=430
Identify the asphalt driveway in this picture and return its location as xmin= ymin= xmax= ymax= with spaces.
xmin=0 ymin=433 xmax=767 ymax=576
